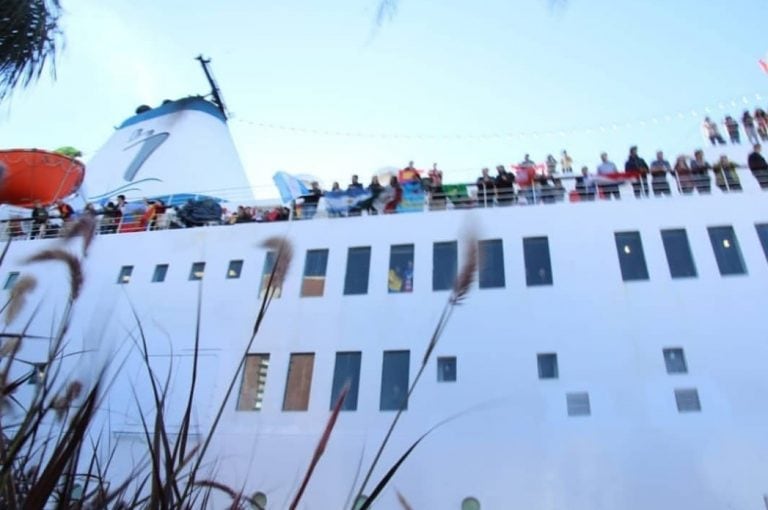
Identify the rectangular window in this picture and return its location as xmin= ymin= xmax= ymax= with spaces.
xmin=227 ymin=260 xmax=244 ymax=279
xmin=344 ymin=247 xmax=371 ymax=295
xmin=3 ymin=272 xmax=19 ymax=290
xmin=708 ymin=226 xmax=746 ymax=275
xmin=478 ymin=239 xmax=505 ymax=288
xmin=661 ymin=229 xmax=697 ymax=278
xmin=236 ymin=354 xmax=270 ymax=411
xmin=433 ymin=241 xmax=458 ymax=291
xmin=437 ymin=356 xmax=457 ymax=382
xmin=663 ymin=348 xmax=688 ymax=374
xmin=152 ymin=264 xmax=168 ymax=283
xmin=524 ymin=237 xmax=553 ymax=286
xmin=330 ymin=352 xmax=361 ymax=411
xmin=117 ymin=265 xmax=133 ymax=284
xmin=189 ymin=262 xmax=205 ymax=281
xmin=388 ymin=244 xmax=414 ymax=293
xmin=675 ymin=388 xmax=701 ymax=412
xmin=301 ymin=249 xmax=329 ymax=297
xmin=283 ymin=353 xmax=315 ymax=411
xmin=614 ymin=231 xmax=649 ymax=281
xmin=537 ymin=353 xmax=558 ymax=379
xmin=566 ymin=392 xmax=591 ymax=417
xmin=259 ymin=251 xmax=282 ymax=298
xmin=756 ymin=223 xmax=768 ymax=263
xmin=380 ymin=350 xmax=410 ymax=411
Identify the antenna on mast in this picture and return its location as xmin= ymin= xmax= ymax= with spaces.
xmin=196 ymin=55 xmax=228 ymax=119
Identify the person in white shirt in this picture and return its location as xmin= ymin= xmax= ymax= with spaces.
xmin=596 ymin=152 xmax=620 ymax=199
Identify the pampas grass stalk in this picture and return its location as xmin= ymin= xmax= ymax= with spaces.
xmin=353 ymin=230 xmax=477 ymax=507
xmin=289 ymin=382 xmax=350 ymax=510
xmin=182 ymin=236 xmax=293 ymax=500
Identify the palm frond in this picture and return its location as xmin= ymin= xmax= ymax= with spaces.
xmin=0 ymin=0 xmax=63 ymax=101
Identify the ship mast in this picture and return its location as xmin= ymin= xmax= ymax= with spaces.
xmin=196 ymin=55 xmax=228 ymax=120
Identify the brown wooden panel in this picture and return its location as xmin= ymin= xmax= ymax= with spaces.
xmin=283 ymin=354 xmax=315 ymax=411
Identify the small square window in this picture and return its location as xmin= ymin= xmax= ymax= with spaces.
xmin=152 ymin=264 xmax=168 ymax=283
xmin=437 ymin=357 xmax=457 ymax=382
xmin=663 ymin=348 xmax=687 ymax=374
xmin=117 ymin=266 xmax=133 ymax=284
xmin=537 ymin=353 xmax=558 ymax=379
xmin=566 ymin=392 xmax=591 ymax=416
xmin=189 ymin=262 xmax=205 ymax=281
xmin=675 ymin=388 xmax=701 ymax=412
xmin=227 ymin=260 xmax=244 ymax=279
xmin=4 ymin=272 xmax=20 ymax=290
xmin=29 ymin=362 xmax=46 ymax=385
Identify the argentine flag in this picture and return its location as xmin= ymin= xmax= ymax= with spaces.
xmin=273 ymin=171 xmax=310 ymax=204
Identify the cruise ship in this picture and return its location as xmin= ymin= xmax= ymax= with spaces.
xmin=2 ymin=94 xmax=768 ymax=510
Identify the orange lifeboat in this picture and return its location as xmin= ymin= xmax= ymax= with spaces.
xmin=0 ymin=149 xmax=85 ymax=208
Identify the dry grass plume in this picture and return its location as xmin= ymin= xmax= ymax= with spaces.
xmin=261 ymin=236 xmax=293 ymax=291
xmin=5 ymin=275 xmax=37 ymax=325
xmin=24 ymin=249 xmax=83 ymax=299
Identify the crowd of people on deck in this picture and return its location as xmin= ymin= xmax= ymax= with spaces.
xmin=703 ymin=109 xmax=768 ymax=146
xmin=5 ymin=138 xmax=768 ymax=239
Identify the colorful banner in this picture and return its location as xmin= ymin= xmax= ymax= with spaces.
xmin=397 ymin=181 xmax=425 ymax=213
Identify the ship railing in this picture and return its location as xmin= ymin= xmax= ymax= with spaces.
xmin=0 ymin=166 xmax=765 ymax=241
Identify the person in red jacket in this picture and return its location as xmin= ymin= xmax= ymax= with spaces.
xmin=383 ymin=176 xmax=402 ymax=213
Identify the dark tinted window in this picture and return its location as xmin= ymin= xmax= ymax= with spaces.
xmin=478 ymin=239 xmax=505 ymax=288
xmin=708 ymin=226 xmax=746 ymax=275
xmin=388 ymin=245 xmax=414 ymax=293
xmin=189 ymin=262 xmax=205 ymax=281
xmin=524 ymin=237 xmax=553 ymax=286
xmin=663 ymin=348 xmax=687 ymax=374
xmin=117 ymin=266 xmax=133 ymax=284
xmin=661 ymin=229 xmax=697 ymax=278
xmin=433 ymin=241 xmax=458 ymax=291
xmin=227 ymin=260 xmax=244 ymax=279
xmin=344 ymin=247 xmax=371 ymax=295
xmin=437 ymin=357 xmax=457 ymax=382
xmin=330 ymin=352 xmax=362 ymax=410
xmin=615 ymin=232 xmax=649 ymax=281
xmin=756 ymin=224 xmax=768 ymax=263
xmin=537 ymin=353 xmax=558 ymax=379
xmin=4 ymin=272 xmax=19 ymax=290
xmin=152 ymin=264 xmax=168 ymax=283
xmin=380 ymin=351 xmax=410 ymax=410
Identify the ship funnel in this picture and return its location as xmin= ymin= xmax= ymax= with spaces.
xmin=82 ymin=97 xmax=253 ymax=205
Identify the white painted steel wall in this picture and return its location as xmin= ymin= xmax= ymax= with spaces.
xmin=3 ymin=189 xmax=768 ymax=509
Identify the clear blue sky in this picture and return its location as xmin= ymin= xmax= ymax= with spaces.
xmin=1 ymin=0 xmax=766 ymax=198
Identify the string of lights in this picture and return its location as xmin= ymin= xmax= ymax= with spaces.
xmin=231 ymin=92 xmax=765 ymax=140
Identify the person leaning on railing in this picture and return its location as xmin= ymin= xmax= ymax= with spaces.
xmin=649 ymin=151 xmax=672 ymax=196
xmin=495 ymin=165 xmax=516 ymax=205
xmin=30 ymin=200 xmax=49 ymax=239
xmin=689 ymin=150 xmax=712 ymax=194
xmin=748 ymin=143 xmax=768 ymax=189
xmin=673 ymin=155 xmax=693 ymax=194
xmin=713 ymin=155 xmax=742 ymax=192
xmin=476 ymin=168 xmax=495 ymax=207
